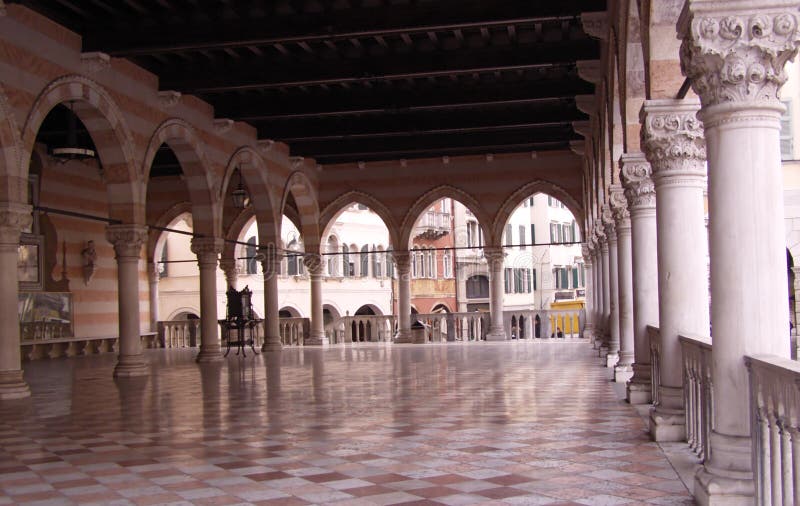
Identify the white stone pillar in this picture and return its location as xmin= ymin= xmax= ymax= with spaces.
xmin=260 ymin=245 xmax=282 ymax=352
xmin=304 ymin=253 xmax=328 ymax=345
xmin=581 ymin=245 xmax=595 ymax=340
xmin=592 ymin=236 xmax=604 ymax=348
xmin=485 ymin=246 xmax=507 ymax=341
xmin=679 ymin=3 xmax=800 ymax=503
xmin=611 ymin=185 xmax=633 ymax=381
xmin=641 ymin=98 xmax=709 ymax=442
xmin=599 ymin=231 xmax=611 ymax=353
xmin=106 ymin=224 xmax=149 ymax=377
xmin=147 ymin=262 xmax=159 ymax=333
xmin=0 ymin=204 xmax=32 ymax=398
xmin=218 ymin=258 xmax=238 ymax=290
xmin=620 ymin=152 xmax=657 ymax=404
xmin=191 ymin=237 xmax=224 ymax=363
xmin=393 ymin=251 xmax=412 ymax=342
xmin=603 ymin=207 xmax=620 ymax=367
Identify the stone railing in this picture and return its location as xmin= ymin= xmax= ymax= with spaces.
xmin=745 ymin=355 xmax=800 ymax=505
xmin=648 ymin=325 xmax=661 ymax=406
xmin=277 ymin=317 xmax=309 ymax=346
xmin=21 ymin=332 xmax=157 ymax=360
xmin=679 ymin=334 xmax=712 ymax=463
xmin=503 ymin=309 xmax=584 ymax=339
xmin=326 ymin=315 xmax=396 ymax=344
xmin=159 ymin=319 xmax=200 ymax=348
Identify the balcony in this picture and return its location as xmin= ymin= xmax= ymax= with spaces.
xmin=414 ymin=211 xmax=451 ymax=240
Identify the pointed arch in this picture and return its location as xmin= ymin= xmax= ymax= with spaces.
xmin=0 ymin=83 xmax=24 ymax=202
xmin=21 ymin=75 xmax=141 ymax=222
xmin=319 ymin=190 xmax=400 ymax=248
xmin=493 ymin=181 xmax=584 ymax=247
xmin=280 ymin=170 xmax=320 ymax=254
xmin=400 ymin=185 xmax=490 ymax=248
xmin=143 ymin=118 xmax=218 ymax=236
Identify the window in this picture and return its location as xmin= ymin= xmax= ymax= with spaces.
xmin=533 ymin=269 xmax=537 ymax=290
xmin=357 ymin=203 xmax=368 ymax=210
xmin=514 ymin=269 xmax=523 ymax=293
xmin=526 ymin=268 xmax=532 ymax=292
xmin=287 ymin=241 xmax=303 ymax=276
xmin=411 ymin=247 xmax=419 ymax=278
xmin=528 ymin=197 xmax=534 ymax=206
xmin=781 ymin=99 xmax=793 ymax=160
xmin=572 ymin=267 xmax=579 ymax=288
xmin=428 ymin=250 xmax=436 ymax=278
xmin=550 ymin=222 xmax=557 ymax=243
xmin=245 ymin=236 xmax=258 ymax=274
xmin=519 ymin=225 xmax=526 ymax=250
xmin=386 ymin=251 xmax=394 ymax=278
xmin=504 ymin=268 xmax=512 ymax=293
xmin=360 ymin=245 xmax=369 ymax=277
xmin=466 ymin=221 xmax=474 ymax=247
xmin=159 ymin=242 xmax=168 ymax=278
xmin=373 ymin=246 xmax=382 ymax=278
xmin=506 ymin=224 xmax=513 ymax=246
xmin=466 ymin=275 xmax=490 ymax=298
xmin=530 ymin=224 xmax=536 ymax=245
xmin=342 ymin=246 xmax=351 ymax=277
xmin=443 ymin=251 xmax=452 ymax=278
xmin=548 ymin=196 xmax=554 ymax=207
xmin=561 ymin=268 xmax=569 ymax=289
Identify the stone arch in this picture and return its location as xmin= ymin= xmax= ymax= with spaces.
xmin=279 ymin=305 xmax=303 ymax=318
xmin=148 ymin=201 xmax=192 ymax=263
xmin=167 ymin=307 xmax=200 ymax=320
xmin=400 ymin=185 xmax=491 ymax=247
xmin=323 ymin=302 xmax=342 ymax=321
xmin=355 ymin=303 xmax=384 ymax=316
xmin=493 ymin=181 xmax=584 ymax=246
xmin=22 ymin=75 xmax=141 ymax=222
xmin=0 ymin=83 xmax=25 ymax=202
xmin=280 ymin=170 xmax=320 ymax=254
xmin=220 ymin=146 xmax=279 ymax=249
xmin=319 ymin=190 xmax=400 ymax=248
xmin=143 ymin=118 xmax=218 ymax=236
xmin=430 ymin=302 xmax=452 ymax=313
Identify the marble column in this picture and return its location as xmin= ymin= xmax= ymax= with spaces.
xmin=581 ymin=245 xmax=595 ymax=340
xmin=599 ymin=229 xmax=611 ymax=354
xmin=592 ymin=235 xmax=604 ymax=348
xmin=260 ymin=245 xmax=282 ymax=352
xmin=218 ymin=258 xmax=238 ymax=289
xmin=485 ymin=246 xmax=507 ymax=341
xmin=0 ymin=204 xmax=32 ymax=398
xmin=147 ymin=262 xmax=159 ymax=333
xmin=641 ymin=98 xmax=709 ymax=442
xmin=611 ymin=185 xmax=634 ymax=382
xmin=304 ymin=253 xmax=328 ymax=345
xmin=192 ymin=237 xmax=224 ymax=362
xmin=679 ymin=3 xmax=800 ymax=503
xmin=106 ymin=224 xmax=150 ymax=377
xmin=620 ymin=152 xmax=657 ymax=405
xmin=603 ymin=206 xmax=620 ymax=368
xmin=392 ymin=251 xmax=412 ymax=342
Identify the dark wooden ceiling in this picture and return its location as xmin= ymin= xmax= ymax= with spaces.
xmin=12 ymin=0 xmax=604 ymax=166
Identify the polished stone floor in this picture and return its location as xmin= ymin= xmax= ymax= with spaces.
xmin=0 ymin=342 xmax=693 ymax=505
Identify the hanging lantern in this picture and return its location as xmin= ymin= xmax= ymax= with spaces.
xmin=51 ymin=101 xmax=96 ymax=161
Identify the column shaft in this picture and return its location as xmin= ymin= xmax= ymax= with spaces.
xmin=192 ymin=237 xmax=224 ymax=363
xmin=106 ymin=224 xmax=149 ymax=377
xmin=642 ymin=98 xmax=709 ymax=442
xmin=0 ymin=204 xmax=32 ymax=398
xmin=600 ymin=235 xmax=611 ymax=352
xmin=485 ymin=247 xmax=507 ymax=341
xmin=147 ymin=262 xmax=159 ymax=333
xmin=261 ymin=246 xmax=282 ymax=352
xmin=394 ymin=251 xmax=412 ymax=342
xmin=304 ymin=254 xmax=328 ymax=345
xmin=604 ymin=210 xmax=620 ymax=368
xmin=611 ymin=186 xmax=634 ymax=381
xmin=621 ymin=153 xmax=657 ymax=404
xmin=581 ymin=246 xmax=595 ymax=340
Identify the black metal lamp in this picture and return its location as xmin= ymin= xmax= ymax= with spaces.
xmin=231 ymin=168 xmax=249 ymax=208
xmin=51 ymin=101 xmax=96 ymax=161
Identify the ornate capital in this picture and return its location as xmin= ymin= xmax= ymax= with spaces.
xmin=679 ymin=1 xmax=800 ymax=108
xmin=303 ymin=253 xmax=323 ymax=274
xmin=581 ymin=245 xmax=593 ymax=265
xmin=258 ymin=245 xmax=280 ymax=275
xmin=219 ymin=258 xmax=238 ymax=274
xmin=392 ymin=250 xmax=410 ymax=272
xmin=601 ymin=205 xmax=616 ymax=237
xmin=191 ymin=237 xmax=224 ymax=266
xmin=609 ymin=185 xmax=630 ymax=228
xmin=106 ymin=224 xmax=147 ymax=259
xmin=619 ymin=152 xmax=656 ymax=210
xmin=483 ymin=247 xmax=505 ymax=269
xmin=640 ymin=99 xmax=706 ymax=183
xmin=0 ymin=203 xmax=32 ymax=243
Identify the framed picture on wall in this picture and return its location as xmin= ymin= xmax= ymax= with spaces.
xmin=18 ymin=234 xmax=43 ymax=291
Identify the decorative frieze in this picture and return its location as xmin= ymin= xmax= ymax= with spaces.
xmin=679 ymin=2 xmax=800 ymax=108
xmin=640 ymin=99 xmax=706 ymax=183
xmin=106 ymin=224 xmax=147 ymax=259
xmin=620 ymin=153 xmax=656 ymax=210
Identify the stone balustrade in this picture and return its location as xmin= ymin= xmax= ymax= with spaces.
xmin=278 ymin=317 xmax=309 ymax=346
xmin=745 ymin=355 xmax=800 ymax=505
xmin=159 ymin=320 xmax=200 ymax=348
xmin=679 ymin=334 xmax=712 ymax=462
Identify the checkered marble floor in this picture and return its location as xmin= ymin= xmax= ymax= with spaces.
xmin=0 ymin=341 xmax=693 ymax=505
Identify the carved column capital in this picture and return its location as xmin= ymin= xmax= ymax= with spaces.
xmin=602 ymin=204 xmax=616 ymax=239
xmin=0 ymin=203 xmax=32 ymax=244
xmin=640 ymin=99 xmax=707 ymax=185
xmin=258 ymin=244 xmax=281 ymax=275
xmin=191 ymin=237 xmax=224 ymax=266
xmin=678 ymin=2 xmax=800 ymax=109
xmin=581 ymin=245 xmax=593 ymax=266
xmin=483 ymin=246 xmax=505 ymax=269
xmin=610 ymin=185 xmax=630 ymax=230
xmin=218 ymin=258 xmax=239 ymax=287
xmin=106 ymin=224 xmax=147 ymax=259
xmin=620 ymin=152 xmax=656 ymax=210
xmin=303 ymin=253 xmax=323 ymax=275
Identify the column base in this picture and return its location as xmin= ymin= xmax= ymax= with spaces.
xmin=694 ymin=466 xmax=754 ymax=506
xmin=113 ymin=356 xmax=149 ymax=378
xmin=485 ymin=330 xmax=507 ymax=341
xmin=649 ymin=404 xmax=686 ymax=442
xmin=304 ymin=335 xmax=329 ymax=346
xmin=614 ymin=363 xmax=633 ymax=383
xmin=196 ymin=347 xmax=223 ymax=363
xmin=626 ymin=364 xmax=652 ymax=404
xmin=583 ymin=325 xmax=594 ymax=341
xmin=693 ymin=431 xmax=754 ymax=505
xmin=262 ymin=339 xmax=283 ymax=352
xmin=393 ymin=330 xmax=412 ymax=343
xmin=605 ymin=351 xmax=619 ymax=368
xmin=0 ymin=370 xmax=30 ymax=400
